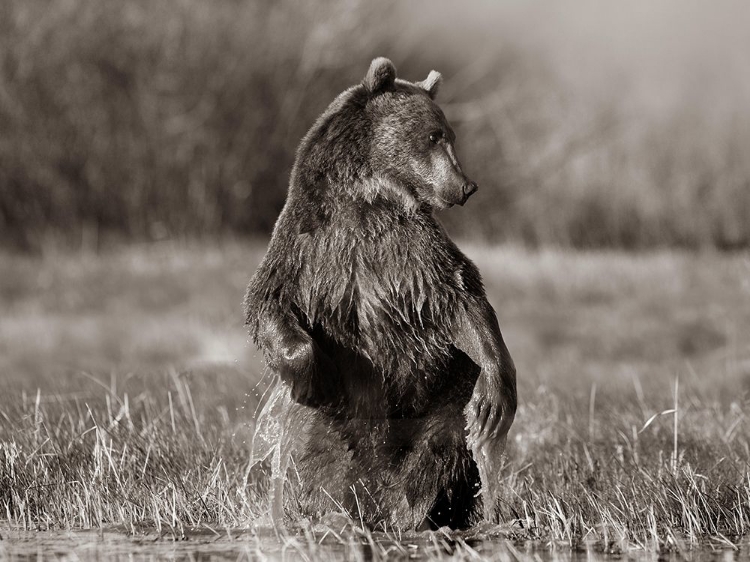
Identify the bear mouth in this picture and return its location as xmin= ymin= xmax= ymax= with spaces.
xmin=439 ymin=195 xmax=469 ymax=208
xmin=435 ymin=196 xmax=456 ymax=209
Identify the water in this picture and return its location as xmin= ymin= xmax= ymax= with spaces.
xmin=2 ymin=529 xmax=748 ymax=562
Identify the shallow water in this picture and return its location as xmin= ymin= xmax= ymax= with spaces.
xmin=2 ymin=529 xmax=748 ymax=562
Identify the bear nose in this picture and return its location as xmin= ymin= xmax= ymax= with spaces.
xmin=463 ymin=182 xmax=478 ymax=197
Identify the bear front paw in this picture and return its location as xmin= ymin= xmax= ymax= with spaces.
xmin=279 ymin=340 xmax=340 ymax=409
xmin=465 ymin=374 xmax=515 ymax=445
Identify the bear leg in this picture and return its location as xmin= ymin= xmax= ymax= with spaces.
xmin=396 ymin=409 xmax=480 ymax=529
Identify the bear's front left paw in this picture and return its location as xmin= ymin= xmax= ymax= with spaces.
xmin=465 ymin=374 xmax=515 ymax=445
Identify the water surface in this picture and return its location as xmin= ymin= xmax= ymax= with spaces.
xmin=2 ymin=528 xmax=747 ymax=561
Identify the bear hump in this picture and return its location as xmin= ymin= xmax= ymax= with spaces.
xmin=363 ymin=57 xmax=396 ymax=94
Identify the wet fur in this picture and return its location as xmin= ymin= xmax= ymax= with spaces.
xmin=245 ymin=59 xmax=516 ymax=529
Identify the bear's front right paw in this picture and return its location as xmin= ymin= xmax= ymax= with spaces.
xmin=281 ymin=342 xmax=340 ymax=409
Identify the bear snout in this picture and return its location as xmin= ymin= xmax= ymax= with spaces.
xmin=458 ymin=181 xmax=478 ymax=205
xmin=463 ymin=181 xmax=478 ymax=198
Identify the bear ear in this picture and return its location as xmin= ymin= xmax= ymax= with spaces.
xmin=363 ymin=57 xmax=396 ymax=95
xmin=418 ymin=70 xmax=442 ymax=99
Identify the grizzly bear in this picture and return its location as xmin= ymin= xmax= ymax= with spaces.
xmin=245 ymin=57 xmax=516 ymax=530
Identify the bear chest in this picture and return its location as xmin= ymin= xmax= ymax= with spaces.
xmin=297 ymin=227 xmax=464 ymax=375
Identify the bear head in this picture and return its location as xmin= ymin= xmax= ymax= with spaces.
xmin=290 ymin=57 xmax=478 ymax=230
xmin=362 ymin=57 xmax=478 ymax=210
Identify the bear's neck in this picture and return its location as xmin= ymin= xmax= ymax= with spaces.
xmin=342 ymin=175 xmax=423 ymax=215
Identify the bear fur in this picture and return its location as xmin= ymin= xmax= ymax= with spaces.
xmin=245 ymin=57 xmax=516 ymax=530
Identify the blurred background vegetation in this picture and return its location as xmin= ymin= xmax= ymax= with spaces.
xmin=2 ymin=0 xmax=749 ymax=252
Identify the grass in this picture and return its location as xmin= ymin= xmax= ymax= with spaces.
xmin=1 ymin=241 xmax=750 ymax=557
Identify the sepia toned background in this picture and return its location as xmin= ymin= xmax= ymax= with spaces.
xmin=3 ymin=2 xmax=750 ymax=551
xmin=2 ymin=0 xmax=750 ymax=252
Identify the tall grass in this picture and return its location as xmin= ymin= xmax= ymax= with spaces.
xmin=1 ymin=0 xmax=749 ymax=251
xmin=2 ymin=364 xmax=749 ymax=553
xmin=500 ymin=382 xmax=750 ymax=550
xmin=0 ymin=375 xmax=262 ymax=532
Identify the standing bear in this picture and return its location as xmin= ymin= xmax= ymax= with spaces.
xmin=245 ymin=58 xmax=516 ymax=530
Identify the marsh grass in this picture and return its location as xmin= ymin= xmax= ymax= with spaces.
xmin=1 ymin=372 xmax=261 ymax=532
xmin=1 ymin=243 xmax=750 ymax=556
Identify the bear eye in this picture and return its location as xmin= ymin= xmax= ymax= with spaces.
xmin=429 ymin=131 xmax=443 ymax=144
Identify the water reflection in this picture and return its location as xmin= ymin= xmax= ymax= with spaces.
xmin=1 ymin=529 xmax=747 ymax=561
